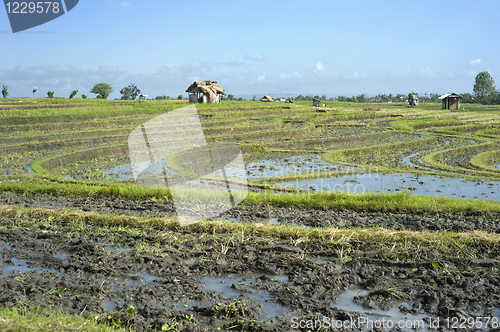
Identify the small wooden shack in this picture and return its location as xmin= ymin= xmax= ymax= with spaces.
xmin=312 ymin=98 xmax=321 ymax=107
xmin=186 ymin=80 xmax=224 ymax=104
xmin=438 ymin=93 xmax=462 ymax=110
xmin=261 ymin=95 xmax=273 ymax=102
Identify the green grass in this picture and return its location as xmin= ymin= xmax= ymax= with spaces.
xmin=422 ymin=140 xmax=500 ymax=177
xmin=246 ymin=190 xmax=500 ymax=213
xmin=0 ymin=306 xmax=129 ymax=332
xmin=2 ymin=176 xmax=499 ymax=213
xmin=470 ymin=150 xmax=500 ymax=172
xmin=390 ymin=118 xmax=460 ymax=132
xmin=1 ymin=205 xmax=499 ymax=248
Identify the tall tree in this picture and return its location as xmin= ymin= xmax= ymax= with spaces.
xmin=47 ymin=91 xmax=54 ymax=98
xmin=32 ymin=89 xmax=37 ymax=98
xmin=90 ymin=83 xmax=113 ymax=100
xmin=69 ymin=90 xmax=78 ymax=99
xmin=120 ymin=83 xmax=141 ymax=100
xmin=2 ymin=85 xmax=8 ymax=98
xmin=473 ymin=71 xmax=496 ymax=104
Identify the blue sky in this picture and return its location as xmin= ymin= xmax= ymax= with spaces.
xmin=1 ymin=0 xmax=499 ymax=99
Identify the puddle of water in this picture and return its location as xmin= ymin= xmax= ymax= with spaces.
xmin=229 ymin=155 xmax=357 ymax=180
xmin=330 ymin=287 xmax=500 ymax=331
xmin=54 ymin=253 xmax=69 ymax=264
xmin=307 ymin=256 xmax=330 ymax=265
xmin=401 ymin=152 xmax=435 ymax=172
xmin=331 ymin=287 xmax=432 ymax=331
xmin=103 ymin=160 xmax=178 ymax=181
xmin=105 ymin=300 xmax=117 ymax=311
xmin=278 ymin=173 xmax=500 ymax=201
xmin=99 ymin=243 xmax=131 ymax=253
xmin=2 ymin=257 xmax=65 ymax=275
xmin=200 ymin=274 xmax=290 ymax=321
xmin=1 ymin=165 xmax=34 ymax=177
xmin=54 ymin=253 xmax=68 ymax=259
xmin=111 ymin=272 xmax=158 ymax=293
xmin=99 ymin=155 xmax=356 ymax=181
xmin=496 ymin=164 xmax=500 ymax=169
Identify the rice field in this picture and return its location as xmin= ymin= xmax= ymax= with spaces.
xmin=1 ymin=98 xmax=500 ymax=332
xmin=1 ymin=99 xmax=499 ymax=205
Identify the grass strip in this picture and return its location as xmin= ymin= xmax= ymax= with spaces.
xmin=422 ymin=141 xmax=499 ymax=177
xmin=390 ymin=117 xmax=460 ymax=132
xmin=0 ymin=205 xmax=499 ymax=248
xmin=1 ymin=175 xmax=499 ymax=213
xmin=0 ymin=306 xmax=127 ymax=332
xmin=470 ymin=150 xmax=500 ymax=172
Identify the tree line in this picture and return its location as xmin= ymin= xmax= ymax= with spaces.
xmin=1 ymin=72 xmax=499 ymax=104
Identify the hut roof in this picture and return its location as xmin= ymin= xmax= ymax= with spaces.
xmin=185 ymin=81 xmax=225 ymax=95
xmin=261 ymin=95 xmax=273 ymax=102
xmin=438 ymin=93 xmax=462 ymax=100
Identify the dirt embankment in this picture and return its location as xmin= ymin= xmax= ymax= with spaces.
xmin=0 ymin=193 xmax=499 ymax=233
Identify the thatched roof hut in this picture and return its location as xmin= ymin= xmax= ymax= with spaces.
xmin=186 ymin=80 xmax=225 ymax=104
xmin=261 ymin=95 xmax=273 ymax=102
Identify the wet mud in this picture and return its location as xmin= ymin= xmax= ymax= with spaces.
xmin=0 ymin=214 xmax=499 ymax=331
xmin=0 ymin=192 xmax=499 ymax=233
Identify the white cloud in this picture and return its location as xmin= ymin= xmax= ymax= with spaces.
xmin=279 ymin=71 xmax=302 ymax=80
xmin=120 ymin=2 xmax=130 ymax=6
xmin=470 ymin=59 xmax=481 ymax=65
xmin=314 ymin=62 xmax=325 ymax=72
xmin=257 ymin=75 xmax=266 ymax=82
xmin=343 ymin=71 xmax=360 ymax=79
xmin=244 ymin=53 xmax=267 ymax=61
xmin=465 ymin=70 xmax=476 ymax=77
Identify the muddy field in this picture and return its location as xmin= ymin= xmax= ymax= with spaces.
xmin=1 ymin=209 xmax=500 ymax=332
xmin=1 ymin=192 xmax=500 ymax=233
xmin=1 ymin=101 xmax=500 ymax=331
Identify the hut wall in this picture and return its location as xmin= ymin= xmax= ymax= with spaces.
xmin=189 ymin=94 xmax=197 ymax=103
xmin=449 ymin=98 xmax=459 ymax=110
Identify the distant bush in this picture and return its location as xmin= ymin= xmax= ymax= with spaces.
xmin=47 ymin=91 xmax=54 ymax=98
xmin=82 ymin=94 xmax=87 ymax=99
xmin=155 ymin=95 xmax=170 ymax=100
xmin=364 ymin=106 xmax=381 ymax=111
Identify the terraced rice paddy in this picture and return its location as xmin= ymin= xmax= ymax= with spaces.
xmin=1 ymin=99 xmax=500 ymax=331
